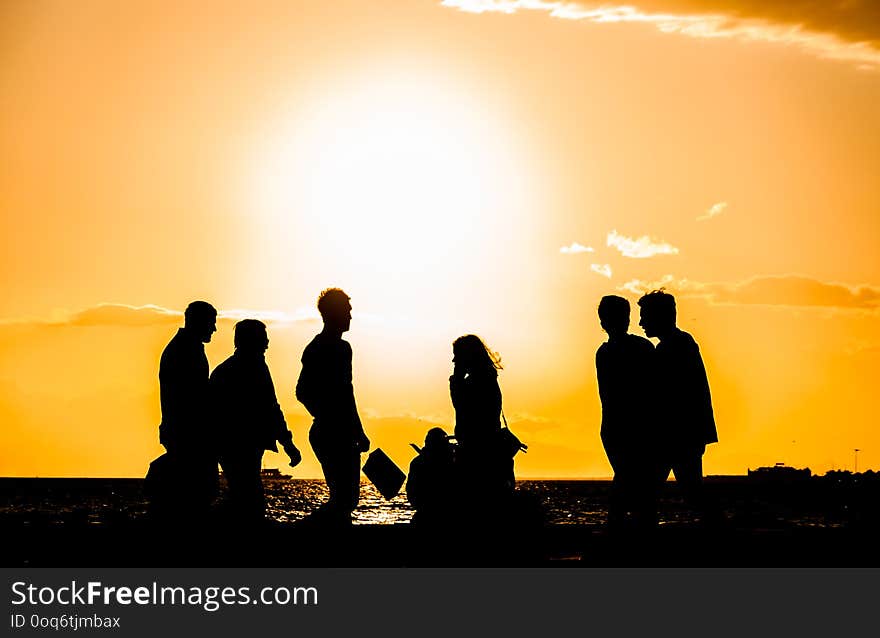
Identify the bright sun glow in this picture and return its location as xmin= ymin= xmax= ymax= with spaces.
xmin=247 ymin=72 xmax=535 ymax=298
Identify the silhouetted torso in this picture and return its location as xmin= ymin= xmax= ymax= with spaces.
xmin=296 ymin=332 xmax=364 ymax=520
xmin=655 ymin=328 xmax=717 ymax=451
xmin=450 ymin=371 xmax=502 ymax=448
xmin=210 ymin=352 xmax=289 ymax=454
xmin=450 ymin=370 xmax=514 ymax=508
xmin=159 ymin=328 xmax=210 ymax=452
xmin=210 ymin=350 xmax=290 ymax=522
xmin=407 ymin=446 xmax=456 ymax=526
xmin=596 ymin=333 xmax=656 ymax=445
xmin=296 ymin=333 xmax=362 ymax=449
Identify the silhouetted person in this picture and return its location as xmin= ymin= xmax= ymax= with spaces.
xmin=450 ymin=335 xmax=514 ymax=512
xmin=407 ymin=427 xmax=456 ymax=528
xmin=296 ymin=288 xmax=370 ymax=525
xmin=210 ymin=320 xmax=302 ymax=525
xmin=596 ymin=295 xmax=657 ymax=530
xmin=155 ymin=300 xmax=218 ymax=520
xmin=638 ymin=290 xmax=719 ymax=524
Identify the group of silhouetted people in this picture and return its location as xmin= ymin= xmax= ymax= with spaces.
xmin=147 ymin=286 xmax=719 ymax=536
xmin=597 ymin=291 xmax=718 ymax=530
xmin=148 ymin=288 xmax=525 ymax=532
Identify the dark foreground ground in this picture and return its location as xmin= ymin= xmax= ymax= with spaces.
xmin=2 ymin=474 xmax=879 ymax=567
xmin=3 ymin=517 xmax=879 ymax=567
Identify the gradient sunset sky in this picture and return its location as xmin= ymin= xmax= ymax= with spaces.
xmin=2 ymin=0 xmax=878 ymax=478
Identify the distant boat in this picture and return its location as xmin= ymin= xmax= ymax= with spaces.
xmin=260 ymin=468 xmax=291 ymax=479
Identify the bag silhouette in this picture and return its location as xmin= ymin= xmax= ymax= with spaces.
xmin=362 ymin=448 xmax=406 ymax=500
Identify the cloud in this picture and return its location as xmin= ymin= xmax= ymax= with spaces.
xmin=591 ymin=263 xmax=613 ymax=278
xmin=619 ymin=274 xmax=880 ymax=310
xmin=607 ymin=229 xmax=679 ymax=258
xmin=61 ymin=304 xmax=182 ymax=327
xmin=697 ymin=201 xmax=728 ymax=221
xmin=441 ymin=1 xmax=880 ymax=70
xmin=0 ymin=303 xmax=319 ymax=328
xmin=559 ymin=242 xmax=595 ymax=254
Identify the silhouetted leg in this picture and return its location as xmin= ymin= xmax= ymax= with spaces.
xmin=316 ymin=447 xmax=360 ymax=524
xmin=670 ymin=451 xmax=708 ymax=523
xmin=602 ymin=434 xmax=626 ymax=529
xmin=221 ymin=449 xmax=266 ymax=524
xmin=631 ymin=447 xmax=660 ymax=531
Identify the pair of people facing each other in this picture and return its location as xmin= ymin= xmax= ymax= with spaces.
xmin=596 ymin=290 xmax=719 ymax=529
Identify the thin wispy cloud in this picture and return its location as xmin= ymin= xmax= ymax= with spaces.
xmin=697 ymin=201 xmax=728 ymax=222
xmin=591 ymin=263 xmax=613 ymax=278
xmin=0 ymin=303 xmax=320 ymax=328
xmin=441 ymin=1 xmax=880 ymax=70
xmin=619 ymin=274 xmax=880 ymax=310
xmin=607 ymin=229 xmax=679 ymax=258
xmin=559 ymin=242 xmax=595 ymax=254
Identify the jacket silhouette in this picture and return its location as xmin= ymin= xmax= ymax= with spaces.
xmin=211 ymin=320 xmax=300 ymax=522
xmin=153 ymin=301 xmax=218 ymax=520
xmin=655 ymin=328 xmax=717 ymax=451
xmin=159 ymin=328 xmax=211 ymax=453
xmin=639 ymin=290 xmax=720 ymax=524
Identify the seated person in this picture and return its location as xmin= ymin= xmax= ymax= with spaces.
xmin=406 ymin=427 xmax=456 ymax=527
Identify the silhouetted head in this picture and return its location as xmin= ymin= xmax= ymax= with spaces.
xmin=184 ymin=301 xmax=217 ymax=343
xmin=317 ymin=288 xmax=352 ymax=334
xmin=638 ymin=290 xmax=676 ymax=338
xmin=234 ymin=319 xmax=269 ymax=354
xmin=598 ymin=295 xmax=630 ymax=338
xmin=424 ymin=427 xmax=451 ymax=451
xmin=452 ymin=334 xmax=502 ymax=376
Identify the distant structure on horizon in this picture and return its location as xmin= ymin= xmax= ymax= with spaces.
xmin=259 ymin=468 xmax=291 ymax=479
xmin=748 ymin=463 xmax=812 ymax=482
xmin=218 ymin=468 xmax=291 ymax=480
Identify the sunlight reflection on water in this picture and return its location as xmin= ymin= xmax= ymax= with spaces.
xmin=265 ymin=479 xmax=414 ymax=525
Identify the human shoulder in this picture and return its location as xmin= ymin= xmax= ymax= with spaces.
xmin=301 ymin=334 xmax=324 ymax=361
xmin=209 ymin=354 xmax=238 ymax=381
xmin=596 ymin=341 xmax=611 ymax=364
xmin=674 ymin=329 xmax=700 ymax=352
xmin=626 ymin=334 xmax=654 ymax=351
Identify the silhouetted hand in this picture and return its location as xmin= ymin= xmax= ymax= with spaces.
xmin=284 ymin=442 xmax=302 ymax=468
xmin=356 ymin=433 xmax=370 ymax=453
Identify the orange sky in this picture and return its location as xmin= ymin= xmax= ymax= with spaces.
xmin=1 ymin=0 xmax=879 ymax=478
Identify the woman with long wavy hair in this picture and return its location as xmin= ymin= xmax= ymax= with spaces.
xmin=449 ymin=334 xmax=514 ymax=506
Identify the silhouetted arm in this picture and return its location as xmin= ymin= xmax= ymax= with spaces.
xmin=405 ymin=459 xmax=422 ymax=509
xmin=691 ymin=346 xmax=717 ymax=445
xmin=343 ymin=341 xmax=369 ymax=451
xmin=595 ymin=347 xmax=610 ymax=408
xmin=295 ymin=344 xmax=322 ymax=420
